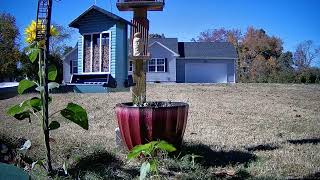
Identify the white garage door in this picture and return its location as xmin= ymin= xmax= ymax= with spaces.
xmin=185 ymin=63 xmax=228 ymax=83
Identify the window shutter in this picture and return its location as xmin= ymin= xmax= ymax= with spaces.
xmin=70 ymin=60 xmax=73 ymax=74
xmin=165 ymin=58 xmax=168 ymax=72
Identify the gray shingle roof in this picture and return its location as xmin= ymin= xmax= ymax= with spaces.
xmin=69 ymin=5 xmax=132 ymax=28
xmin=149 ymin=38 xmax=179 ymax=54
xmin=178 ymin=42 xmax=237 ymax=59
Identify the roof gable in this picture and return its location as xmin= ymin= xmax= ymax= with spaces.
xmin=149 ymin=41 xmax=179 ymax=56
xmin=149 ymin=38 xmax=179 ymax=54
xmin=69 ymin=5 xmax=132 ymax=28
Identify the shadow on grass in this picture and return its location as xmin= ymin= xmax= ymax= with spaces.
xmin=304 ymin=172 xmax=320 ymax=179
xmin=287 ymin=138 xmax=320 ymax=145
xmin=174 ymin=142 xmax=257 ymax=167
xmin=68 ymin=150 xmax=139 ymax=179
xmin=246 ymin=143 xmax=280 ymax=152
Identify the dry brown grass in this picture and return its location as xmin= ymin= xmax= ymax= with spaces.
xmin=0 ymin=83 xmax=320 ymax=179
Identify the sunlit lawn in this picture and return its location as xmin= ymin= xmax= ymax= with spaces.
xmin=1 ymin=83 xmax=319 ymax=179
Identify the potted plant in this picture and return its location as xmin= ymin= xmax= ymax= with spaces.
xmin=115 ymin=34 xmax=189 ymax=150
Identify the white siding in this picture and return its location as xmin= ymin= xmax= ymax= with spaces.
xmin=147 ymin=43 xmax=176 ymax=82
xmin=63 ymin=47 xmax=78 ymax=84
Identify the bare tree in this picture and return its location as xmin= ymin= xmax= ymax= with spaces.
xmin=294 ymin=40 xmax=320 ymax=70
xmin=194 ymin=28 xmax=242 ymax=44
xmin=49 ymin=23 xmax=74 ymax=56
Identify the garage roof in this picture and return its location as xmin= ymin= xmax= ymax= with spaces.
xmin=178 ymin=42 xmax=237 ymax=59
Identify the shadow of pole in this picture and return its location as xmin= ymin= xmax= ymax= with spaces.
xmin=174 ymin=142 xmax=257 ymax=167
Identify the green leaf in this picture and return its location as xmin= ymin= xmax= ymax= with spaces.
xmin=156 ymin=141 xmax=176 ymax=153
xmin=6 ymin=97 xmax=44 ymax=120
xmin=29 ymin=97 xmax=42 ymax=112
xmin=60 ymin=103 xmax=88 ymax=130
xmin=18 ymin=79 xmax=36 ymax=94
xmin=149 ymin=160 xmax=158 ymax=173
xmin=28 ymin=48 xmax=40 ymax=63
xmin=48 ymin=65 xmax=57 ymax=81
xmin=7 ymin=101 xmax=31 ymax=120
xmin=7 ymin=104 xmax=26 ymax=117
xmin=49 ymin=121 xmax=60 ymax=130
xmin=139 ymin=162 xmax=150 ymax=180
xmin=128 ymin=143 xmax=152 ymax=160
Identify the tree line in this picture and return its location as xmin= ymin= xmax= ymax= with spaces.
xmin=1 ymin=12 xmax=320 ymax=84
xmin=192 ymin=28 xmax=320 ymax=83
xmin=0 ymin=13 xmax=73 ymax=83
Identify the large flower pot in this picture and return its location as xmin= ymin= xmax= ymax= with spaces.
xmin=115 ymin=102 xmax=189 ymax=150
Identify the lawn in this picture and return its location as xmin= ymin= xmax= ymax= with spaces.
xmin=1 ymin=83 xmax=320 ymax=179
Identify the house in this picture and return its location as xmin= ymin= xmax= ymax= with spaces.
xmin=129 ymin=38 xmax=237 ymax=83
xmin=63 ymin=5 xmax=131 ymax=93
xmin=63 ymin=6 xmax=237 ymax=92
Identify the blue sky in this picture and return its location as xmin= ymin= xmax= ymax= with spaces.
xmin=1 ymin=0 xmax=320 ymax=53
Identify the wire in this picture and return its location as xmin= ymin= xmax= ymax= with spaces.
xmin=109 ymin=0 xmax=113 ymax=12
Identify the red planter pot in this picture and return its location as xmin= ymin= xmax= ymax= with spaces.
xmin=115 ymin=102 xmax=189 ymax=150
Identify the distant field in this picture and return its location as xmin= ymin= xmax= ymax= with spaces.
xmin=1 ymin=83 xmax=320 ymax=179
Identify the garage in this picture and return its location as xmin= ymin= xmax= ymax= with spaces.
xmin=176 ymin=42 xmax=237 ymax=83
xmin=185 ymin=63 xmax=228 ymax=83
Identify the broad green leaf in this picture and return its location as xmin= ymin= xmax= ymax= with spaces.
xmin=145 ymin=141 xmax=158 ymax=155
xmin=139 ymin=162 xmax=150 ymax=180
xmin=156 ymin=141 xmax=176 ymax=153
xmin=18 ymin=79 xmax=36 ymax=94
xmin=128 ymin=143 xmax=152 ymax=160
xmin=48 ymin=65 xmax=57 ymax=81
xmin=7 ymin=101 xmax=31 ymax=120
xmin=60 ymin=103 xmax=88 ymax=130
xmin=7 ymin=104 xmax=27 ymax=117
xmin=29 ymin=97 xmax=42 ymax=112
xmin=49 ymin=121 xmax=60 ymax=130
xmin=7 ymin=97 xmax=43 ymax=120
xmin=28 ymin=48 xmax=40 ymax=63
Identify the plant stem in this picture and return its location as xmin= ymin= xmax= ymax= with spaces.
xmin=48 ymin=109 xmax=63 ymax=118
xmin=39 ymin=48 xmax=53 ymax=173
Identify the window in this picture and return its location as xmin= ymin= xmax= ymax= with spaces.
xmin=73 ymin=60 xmax=78 ymax=73
xmin=148 ymin=58 xmax=166 ymax=72
xmin=129 ymin=60 xmax=133 ymax=72
xmin=83 ymin=35 xmax=91 ymax=73
xmin=101 ymin=33 xmax=110 ymax=72
xmin=83 ymin=32 xmax=110 ymax=73
xmin=70 ymin=60 xmax=78 ymax=74
xmin=70 ymin=61 xmax=73 ymax=73
xmin=148 ymin=59 xmax=156 ymax=72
